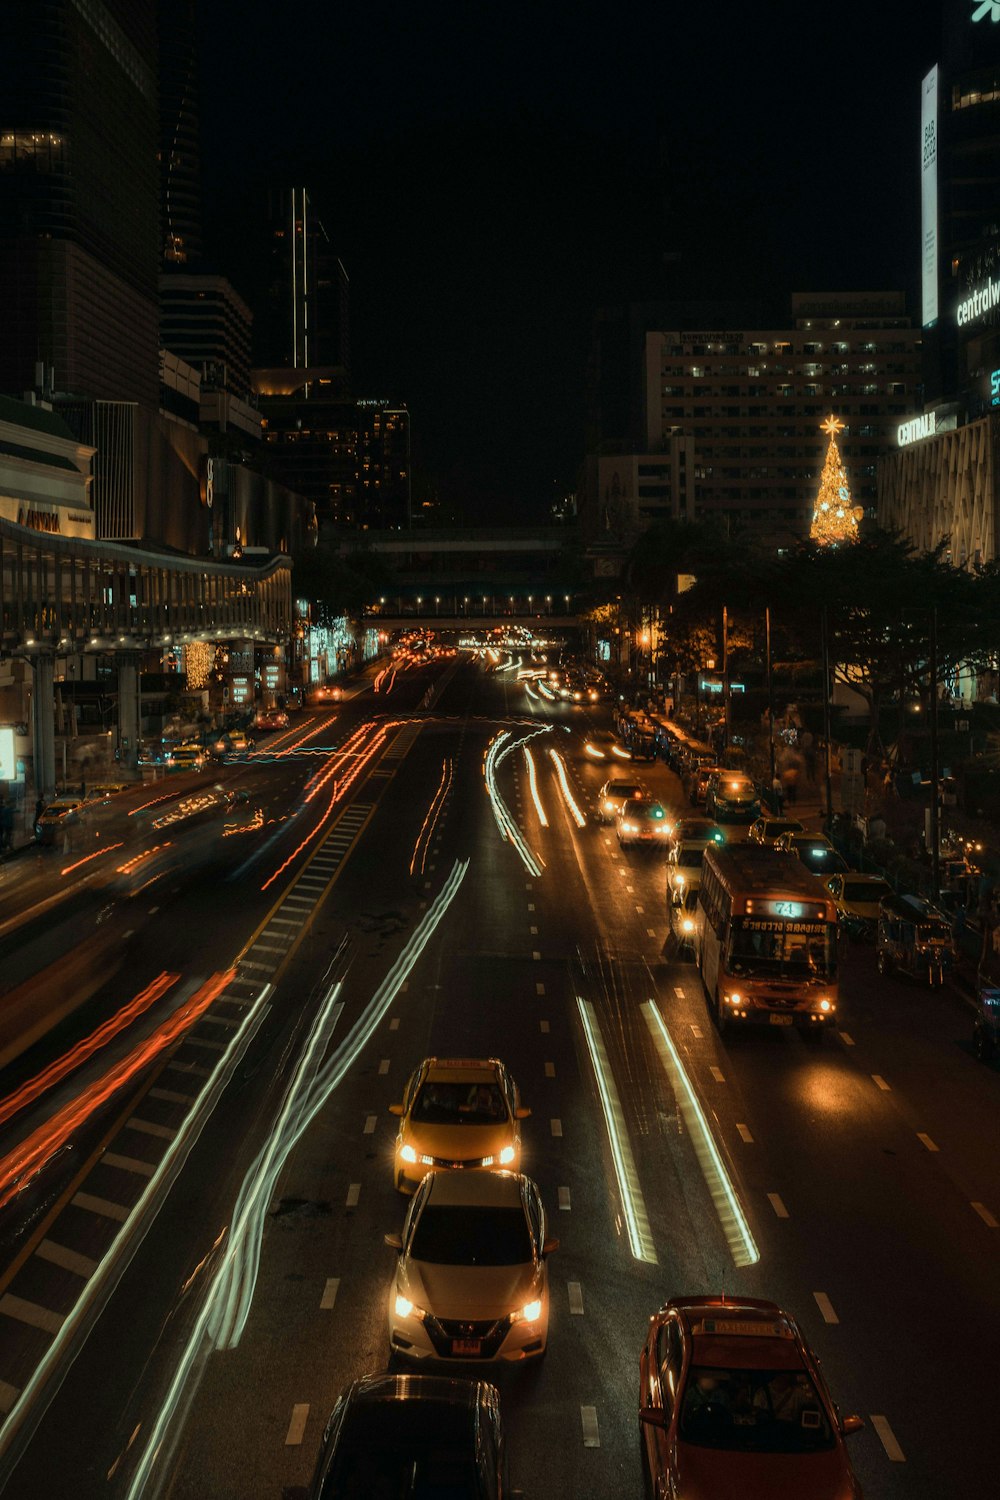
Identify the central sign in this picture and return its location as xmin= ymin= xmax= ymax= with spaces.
xmin=898 ymin=412 xmax=937 ymax=446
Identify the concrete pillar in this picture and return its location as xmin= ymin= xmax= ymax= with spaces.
xmin=116 ymin=650 xmax=141 ymax=773
xmin=30 ymin=651 xmax=57 ymax=799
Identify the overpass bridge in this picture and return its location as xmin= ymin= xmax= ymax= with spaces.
xmin=0 ymin=518 xmax=291 ymax=794
xmin=364 ymin=609 xmax=578 ymax=634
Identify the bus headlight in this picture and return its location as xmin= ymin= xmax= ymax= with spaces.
xmin=725 ymin=991 xmax=741 ymax=1005
xmin=820 ymin=998 xmax=831 ymax=1012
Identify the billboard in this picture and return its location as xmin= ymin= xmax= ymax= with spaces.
xmin=922 ymin=66 xmax=939 ymax=329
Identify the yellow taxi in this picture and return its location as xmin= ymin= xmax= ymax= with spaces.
xmin=389 ymin=1058 xmax=530 ymax=1194
xmin=823 ymin=872 xmax=894 ymax=937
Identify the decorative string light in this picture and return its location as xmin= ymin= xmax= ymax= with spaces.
xmin=809 ymin=415 xmax=863 ymax=546
xmin=184 ymin=640 xmax=214 ymax=689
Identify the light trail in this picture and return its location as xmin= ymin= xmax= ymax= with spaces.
xmin=537 ymin=680 xmax=556 ymax=701
xmin=548 ymin=747 xmax=586 ymax=827
xmin=0 ymin=971 xmax=233 ymax=1213
xmin=576 ymin=997 xmax=657 ymax=1263
xmin=0 ymin=973 xmax=180 ymax=1129
xmin=128 ymin=790 xmax=178 ymax=817
xmin=584 ymin=742 xmax=606 ymax=759
xmin=483 ymin=730 xmax=546 ymax=877
xmin=60 ymin=843 xmax=125 ymax=877
xmin=409 ymin=758 xmax=453 ymax=875
xmin=116 ymin=842 xmax=172 ymax=876
xmin=524 ymin=681 xmax=538 ymax=701
xmin=523 ymin=747 xmax=549 ymax=827
xmin=612 ymin=745 xmax=632 ymax=759
xmin=642 ymin=1000 xmax=759 ymax=1267
xmin=124 ymin=860 xmax=470 ymax=1498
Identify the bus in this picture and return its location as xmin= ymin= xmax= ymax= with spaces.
xmin=694 ymin=844 xmax=840 ymax=1037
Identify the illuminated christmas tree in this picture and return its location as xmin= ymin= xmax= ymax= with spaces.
xmin=809 ymin=415 xmax=863 ymax=546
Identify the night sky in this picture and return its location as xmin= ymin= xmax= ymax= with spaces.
xmin=198 ymin=1 xmax=938 ymax=523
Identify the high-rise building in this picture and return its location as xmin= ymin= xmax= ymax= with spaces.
xmin=157 ymin=0 xmax=203 ymax=268
xmin=160 ymin=272 xmax=254 ymax=401
xmin=0 ymin=0 xmax=161 ymax=408
xmin=256 ymin=187 xmax=350 ymax=384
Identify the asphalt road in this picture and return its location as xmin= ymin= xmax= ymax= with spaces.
xmin=0 ymin=650 xmax=998 ymax=1498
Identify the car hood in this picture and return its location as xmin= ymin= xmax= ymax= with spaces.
xmin=674 ymin=1441 xmax=856 ymax=1500
xmin=402 ymin=1260 xmax=540 ymax=1319
xmin=842 ymin=900 xmax=883 ymax=919
xmin=404 ymin=1123 xmax=512 ymax=1160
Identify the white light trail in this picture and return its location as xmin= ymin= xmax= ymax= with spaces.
xmin=576 ymin=998 xmax=657 ymax=1264
xmin=611 ymin=745 xmax=632 ymax=759
xmin=548 ymin=748 xmax=586 ymax=827
xmin=584 ymin=742 xmax=605 ymax=759
xmin=642 ymin=1001 xmax=759 ymax=1267
xmin=483 ymin=729 xmax=548 ymax=877
xmin=523 ymin=747 xmax=549 ymax=828
xmin=125 ymin=861 xmax=469 ymax=1498
xmin=537 ymin=680 xmax=556 ymax=701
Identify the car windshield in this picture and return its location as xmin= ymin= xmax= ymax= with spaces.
xmin=726 ymin=917 xmax=837 ymax=981
xmin=679 ymin=1365 xmax=834 ymax=1453
xmin=410 ymin=1205 xmax=532 ymax=1266
xmin=324 ymin=1405 xmax=475 ymax=1498
xmin=609 ymin=785 xmax=643 ymax=800
xmin=843 ymin=881 xmax=890 ymax=904
xmin=412 ymin=1081 xmax=506 ymax=1125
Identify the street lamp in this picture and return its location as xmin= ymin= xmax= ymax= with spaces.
xmin=435 ymin=595 xmax=440 ymax=615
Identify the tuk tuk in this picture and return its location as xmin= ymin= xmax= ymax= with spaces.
xmin=876 ymin=893 xmax=955 ymax=987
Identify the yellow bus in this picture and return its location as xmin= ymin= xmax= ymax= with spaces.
xmin=695 ymin=845 xmax=840 ymax=1038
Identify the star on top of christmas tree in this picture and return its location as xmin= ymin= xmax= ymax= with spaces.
xmin=809 ymin=415 xmax=863 ymax=546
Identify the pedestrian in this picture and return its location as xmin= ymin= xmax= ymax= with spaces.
xmin=0 ymin=798 xmax=11 ymax=852
xmin=771 ymin=774 xmax=784 ymax=815
xmin=33 ymin=797 xmax=45 ymax=837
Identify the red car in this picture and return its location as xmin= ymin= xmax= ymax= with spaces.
xmin=639 ymin=1295 xmax=864 ymax=1499
xmin=255 ymin=709 xmax=289 ymax=731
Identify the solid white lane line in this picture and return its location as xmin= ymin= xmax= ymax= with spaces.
xmin=736 ymin=1123 xmax=754 ymax=1144
xmin=378 ymin=1059 xmax=390 ymax=1075
xmin=36 ymin=1240 xmax=97 ymax=1279
xmin=320 ymin=1278 xmax=340 ymax=1310
xmin=550 ymin=1119 xmax=563 ymax=1137
xmin=917 ymin=1132 xmax=939 ymax=1152
xmin=102 ymin=1152 xmax=155 ymax=1178
xmin=971 ymin=1201 xmax=999 ymax=1228
xmin=580 ymin=1406 xmax=600 ymax=1448
xmin=540 ymin=1020 xmax=550 ymax=1033
xmin=72 ymin=1192 xmax=130 ymax=1222
xmin=149 ymin=1087 xmax=195 ymax=1106
xmin=364 ymin=1115 xmax=377 ymax=1134
xmin=0 ymin=1295 xmax=64 ymax=1336
xmin=568 ymin=1281 xmax=584 ymax=1315
xmin=767 ymin=1193 xmax=789 ymax=1219
xmin=840 ymin=1032 xmax=855 ymax=1046
xmin=536 ymin=982 xmax=546 ymax=996
xmin=813 ymin=1292 xmax=839 ymax=1324
xmin=558 ymin=1187 xmax=571 ymax=1211
xmin=870 ymin=1414 xmax=905 ymax=1461
xmin=389 ymin=1018 xmax=400 ymax=1031
xmin=545 ymin=1062 xmax=556 ymax=1078
xmin=285 ymin=1404 xmax=309 ymax=1446
xmin=709 ymin=1066 xmax=725 ymax=1083
xmin=642 ymin=1003 xmax=757 ymax=1268
xmin=579 ymin=998 xmax=657 ymax=1264
xmin=346 ymin=1183 xmax=361 ymax=1207
xmin=872 ymin=1074 xmax=891 ymax=1091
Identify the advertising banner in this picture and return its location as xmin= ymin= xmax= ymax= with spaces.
xmin=922 ymin=66 xmax=939 ymax=329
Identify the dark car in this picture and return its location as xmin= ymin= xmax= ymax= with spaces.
xmin=301 ymin=1373 xmax=509 ymax=1498
xmin=616 ymin=796 xmax=672 ymax=848
xmin=639 ymin=1295 xmax=864 ymax=1500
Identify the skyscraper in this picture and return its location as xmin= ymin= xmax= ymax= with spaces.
xmin=255 ymin=187 xmax=350 ymax=384
xmin=158 ymin=0 xmax=203 ymax=269
xmin=0 ymin=0 xmax=161 ymax=408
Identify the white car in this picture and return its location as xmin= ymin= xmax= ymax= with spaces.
xmin=666 ymin=841 xmax=706 ymax=906
xmin=386 ymin=1169 xmax=557 ymax=1364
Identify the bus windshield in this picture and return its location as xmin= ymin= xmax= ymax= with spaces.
xmin=726 ymin=917 xmax=837 ymax=981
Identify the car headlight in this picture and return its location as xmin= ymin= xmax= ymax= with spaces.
xmin=676 ymin=874 xmax=685 ymax=887
xmin=603 ymin=800 xmax=614 ymax=811
xmin=623 ymin=822 xmax=638 ymax=833
xmin=400 ymin=1143 xmax=418 ymax=1164
xmin=512 ymin=1298 xmax=542 ymax=1324
xmin=682 ymin=918 xmax=695 ymax=933
xmin=394 ymin=1293 xmax=425 ymax=1321
xmin=499 ymin=1144 xmax=516 ymax=1165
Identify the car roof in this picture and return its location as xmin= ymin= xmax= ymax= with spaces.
xmin=425 ymin=1168 xmax=526 ymax=1208
xmin=423 ymin=1057 xmax=501 ymax=1083
xmin=674 ymin=1297 xmax=806 ymax=1371
xmin=347 ymin=1372 xmax=492 ymax=1412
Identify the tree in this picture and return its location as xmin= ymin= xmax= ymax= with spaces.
xmin=291 ymin=544 xmax=394 ymax=624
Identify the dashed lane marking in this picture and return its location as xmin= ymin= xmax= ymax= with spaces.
xmin=709 ymin=1066 xmax=725 ymax=1083
xmin=580 ymin=1406 xmax=600 ymax=1448
xmin=149 ymin=1087 xmax=195 ymax=1106
xmin=972 ymin=1201 xmax=999 ymax=1228
xmin=736 ymin=1123 xmax=754 ymax=1144
xmin=532 ymin=951 xmax=541 ymax=961
xmin=690 ymin=1024 xmax=703 ymax=1039
xmin=378 ymin=1059 xmax=390 ymax=1075
xmin=528 ymin=903 xmax=536 ymax=911
xmin=536 ymin=983 xmax=545 ymax=996
xmin=550 ymin=1119 xmax=563 ymax=1138
xmin=840 ymin=1031 xmax=855 ymax=1045
xmin=364 ymin=1115 xmax=377 ymax=1135
xmin=917 ymin=1132 xmax=939 ymax=1152
xmin=36 ymin=1239 xmax=97 ymax=1279
xmin=346 ymin=1184 xmax=361 ymax=1208
xmin=72 ymin=1192 xmax=129 ymax=1222
xmin=870 ymin=1414 xmax=905 ymax=1462
xmin=635 ymin=905 xmax=645 ymax=914
xmin=558 ymin=1187 xmax=571 ymax=1211
xmin=813 ymin=1292 xmax=839 ymax=1324
xmin=545 ymin=1062 xmax=556 ymax=1078
xmin=389 ymin=1018 xmax=400 ymax=1031
xmin=872 ymin=1074 xmax=891 ymax=1091
xmin=102 ymin=1152 xmax=155 ymax=1178
xmin=674 ymin=987 xmax=685 ymax=998
xmin=126 ymin=1117 xmax=175 ymax=1141
xmin=0 ymin=1294 xmax=64 ymax=1336
xmin=568 ymin=1281 xmax=584 ymax=1315
xmin=767 ymin=1193 xmax=789 ymax=1219
xmin=285 ymin=1404 xmax=310 ymax=1446
xmin=647 ymin=928 xmax=657 ymax=937
xmin=320 ymin=1278 xmax=340 ymax=1310
xmin=530 ymin=926 xmax=538 ymax=935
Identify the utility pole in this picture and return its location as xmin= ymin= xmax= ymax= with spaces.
xmin=821 ymin=605 xmax=834 ymax=829
xmin=722 ymin=604 xmax=731 ymax=756
xmin=929 ymin=604 xmax=940 ymax=901
xmin=766 ymin=604 xmax=776 ymax=793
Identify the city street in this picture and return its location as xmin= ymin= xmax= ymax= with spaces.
xmin=0 ymin=649 xmax=997 ymax=1498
